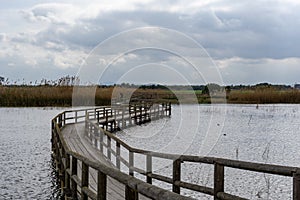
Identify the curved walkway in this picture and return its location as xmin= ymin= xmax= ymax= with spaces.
xmin=52 ymin=106 xmax=300 ymax=200
xmin=61 ymin=123 xmax=157 ymax=200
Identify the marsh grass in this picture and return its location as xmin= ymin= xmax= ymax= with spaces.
xmin=0 ymin=86 xmax=112 ymax=106
xmin=228 ymin=89 xmax=300 ymax=103
xmin=1 ymin=85 xmax=300 ymax=106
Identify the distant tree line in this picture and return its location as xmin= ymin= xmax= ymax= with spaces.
xmin=0 ymin=75 xmax=299 ymax=92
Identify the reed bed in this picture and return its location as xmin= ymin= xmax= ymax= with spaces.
xmin=1 ymin=85 xmax=300 ymax=106
xmin=228 ymin=89 xmax=300 ymax=104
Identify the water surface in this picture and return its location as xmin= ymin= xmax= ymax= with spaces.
xmin=0 ymin=107 xmax=64 ymax=199
xmin=116 ymin=104 xmax=300 ymax=199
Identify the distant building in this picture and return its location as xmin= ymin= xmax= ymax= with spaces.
xmin=295 ymin=84 xmax=300 ymax=89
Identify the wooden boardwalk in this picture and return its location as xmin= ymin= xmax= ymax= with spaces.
xmin=61 ymin=123 xmax=127 ymax=199
xmin=52 ymin=103 xmax=300 ymax=200
xmin=52 ymin=103 xmax=188 ymax=200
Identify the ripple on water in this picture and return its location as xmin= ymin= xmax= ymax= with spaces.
xmin=0 ymin=108 xmax=64 ymax=199
xmin=116 ymin=104 xmax=300 ymax=199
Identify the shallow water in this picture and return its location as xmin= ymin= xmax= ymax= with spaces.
xmin=1 ymin=105 xmax=300 ymax=199
xmin=116 ymin=104 xmax=300 ymax=199
xmin=0 ymin=107 xmax=64 ymax=199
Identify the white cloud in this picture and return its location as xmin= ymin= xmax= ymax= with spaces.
xmin=21 ymin=3 xmax=81 ymax=25
xmin=1 ymin=0 xmax=300 ymax=84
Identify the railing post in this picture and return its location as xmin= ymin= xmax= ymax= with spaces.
xmin=134 ymin=105 xmax=137 ymax=124
xmin=60 ymin=147 xmax=66 ymax=189
xmin=146 ymin=154 xmax=152 ymax=184
xmin=81 ymin=162 xmax=89 ymax=200
xmin=116 ymin=142 xmax=121 ymax=170
xmin=99 ymin=129 xmax=103 ymax=153
xmin=94 ymin=126 xmax=99 ymax=149
xmin=51 ymin=120 xmax=55 ymax=152
xmin=214 ymin=162 xmax=224 ymax=200
xmin=55 ymin=138 xmax=61 ymax=174
xmin=125 ymin=186 xmax=138 ymax=200
xmin=293 ymin=169 xmax=300 ymax=200
xmin=64 ymin=153 xmax=71 ymax=198
xmin=75 ymin=111 xmax=78 ymax=123
xmin=59 ymin=114 xmax=62 ymax=128
xmin=71 ymin=157 xmax=78 ymax=200
xmin=129 ymin=151 xmax=134 ymax=176
xmin=107 ymin=136 xmax=111 ymax=160
xmin=172 ymin=159 xmax=181 ymax=194
xmin=63 ymin=112 xmax=66 ymax=126
xmin=122 ymin=106 xmax=125 ymax=129
xmin=105 ymin=110 xmax=109 ymax=129
xmin=97 ymin=171 xmax=107 ymax=200
xmin=126 ymin=150 xmax=138 ymax=200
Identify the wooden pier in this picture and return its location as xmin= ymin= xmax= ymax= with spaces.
xmin=51 ymin=103 xmax=300 ymax=200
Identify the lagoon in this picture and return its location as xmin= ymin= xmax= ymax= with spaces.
xmin=1 ymin=104 xmax=300 ymax=199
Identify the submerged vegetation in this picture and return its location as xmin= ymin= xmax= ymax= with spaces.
xmin=0 ymin=77 xmax=300 ymax=106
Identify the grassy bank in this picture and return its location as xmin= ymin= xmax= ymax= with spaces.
xmin=1 ymin=85 xmax=300 ymax=107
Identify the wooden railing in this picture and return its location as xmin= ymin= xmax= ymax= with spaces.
xmin=52 ymin=106 xmax=300 ymax=200
xmin=94 ymin=103 xmax=171 ymax=131
xmin=51 ymin=104 xmax=187 ymax=200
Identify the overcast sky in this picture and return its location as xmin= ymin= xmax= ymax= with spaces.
xmin=1 ymin=0 xmax=300 ymax=85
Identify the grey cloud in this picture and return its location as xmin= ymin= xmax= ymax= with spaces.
xmin=218 ymin=57 xmax=300 ymax=85
xmin=17 ymin=1 xmax=300 ymax=60
xmin=2 ymin=0 xmax=300 ymax=84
